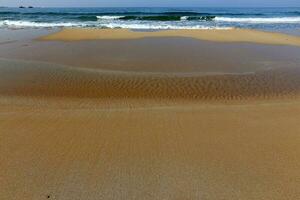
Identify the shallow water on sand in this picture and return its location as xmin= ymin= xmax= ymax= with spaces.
xmin=0 ymin=58 xmax=300 ymax=102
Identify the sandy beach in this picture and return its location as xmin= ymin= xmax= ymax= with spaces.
xmin=1 ymin=28 xmax=300 ymax=200
xmin=41 ymin=28 xmax=300 ymax=46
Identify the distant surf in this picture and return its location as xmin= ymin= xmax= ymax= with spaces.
xmin=1 ymin=7 xmax=300 ymax=31
xmin=215 ymin=17 xmax=300 ymax=23
xmin=97 ymin=15 xmax=216 ymax=21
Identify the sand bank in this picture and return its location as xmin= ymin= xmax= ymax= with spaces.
xmin=41 ymin=28 xmax=300 ymax=47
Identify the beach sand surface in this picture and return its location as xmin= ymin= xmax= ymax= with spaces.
xmin=1 ymin=98 xmax=300 ymax=200
xmin=41 ymin=28 xmax=300 ymax=47
xmin=1 ymin=29 xmax=300 ymax=199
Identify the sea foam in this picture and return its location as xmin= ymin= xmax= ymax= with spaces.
xmin=96 ymin=16 xmax=125 ymax=20
xmin=0 ymin=20 xmax=80 ymax=28
xmin=215 ymin=17 xmax=300 ymax=23
xmin=0 ymin=19 xmax=231 ymax=29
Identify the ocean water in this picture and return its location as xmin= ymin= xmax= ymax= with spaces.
xmin=0 ymin=7 xmax=300 ymax=32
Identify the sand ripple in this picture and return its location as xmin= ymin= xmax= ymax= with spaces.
xmin=0 ymin=59 xmax=300 ymax=102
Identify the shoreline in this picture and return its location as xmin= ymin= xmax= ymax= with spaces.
xmin=40 ymin=28 xmax=300 ymax=47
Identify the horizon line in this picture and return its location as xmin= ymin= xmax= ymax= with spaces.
xmin=1 ymin=6 xmax=300 ymax=8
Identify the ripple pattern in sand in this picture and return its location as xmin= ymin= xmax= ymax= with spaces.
xmin=0 ymin=59 xmax=300 ymax=101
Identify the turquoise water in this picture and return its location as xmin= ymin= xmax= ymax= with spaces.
xmin=0 ymin=7 xmax=300 ymax=32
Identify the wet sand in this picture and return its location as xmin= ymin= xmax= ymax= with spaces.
xmin=1 ymin=30 xmax=300 ymax=74
xmin=1 ymin=59 xmax=300 ymax=101
xmin=1 ymin=29 xmax=300 ymax=200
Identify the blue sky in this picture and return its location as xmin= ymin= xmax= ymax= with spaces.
xmin=1 ymin=0 xmax=300 ymax=7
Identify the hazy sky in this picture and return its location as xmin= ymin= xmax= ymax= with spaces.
xmin=1 ymin=0 xmax=300 ymax=7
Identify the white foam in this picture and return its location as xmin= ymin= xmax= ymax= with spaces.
xmin=97 ymin=16 xmax=124 ymax=20
xmin=0 ymin=20 xmax=232 ymax=30
xmin=180 ymin=16 xmax=189 ymax=21
xmin=215 ymin=17 xmax=300 ymax=23
xmin=0 ymin=20 xmax=80 ymax=28
xmin=100 ymin=22 xmax=232 ymax=30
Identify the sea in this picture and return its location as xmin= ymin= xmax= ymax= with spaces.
xmin=0 ymin=7 xmax=300 ymax=33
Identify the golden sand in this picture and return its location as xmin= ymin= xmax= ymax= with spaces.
xmin=1 ymin=97 xmax=300 ymax=200
xmin=40 ymin=28 xmax=300 ymax=47
xmin=1 ymin=30 xmax=300 ymax=199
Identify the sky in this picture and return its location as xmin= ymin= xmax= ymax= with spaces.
xmin=1 ymin=0 xmax=300 ymax=7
